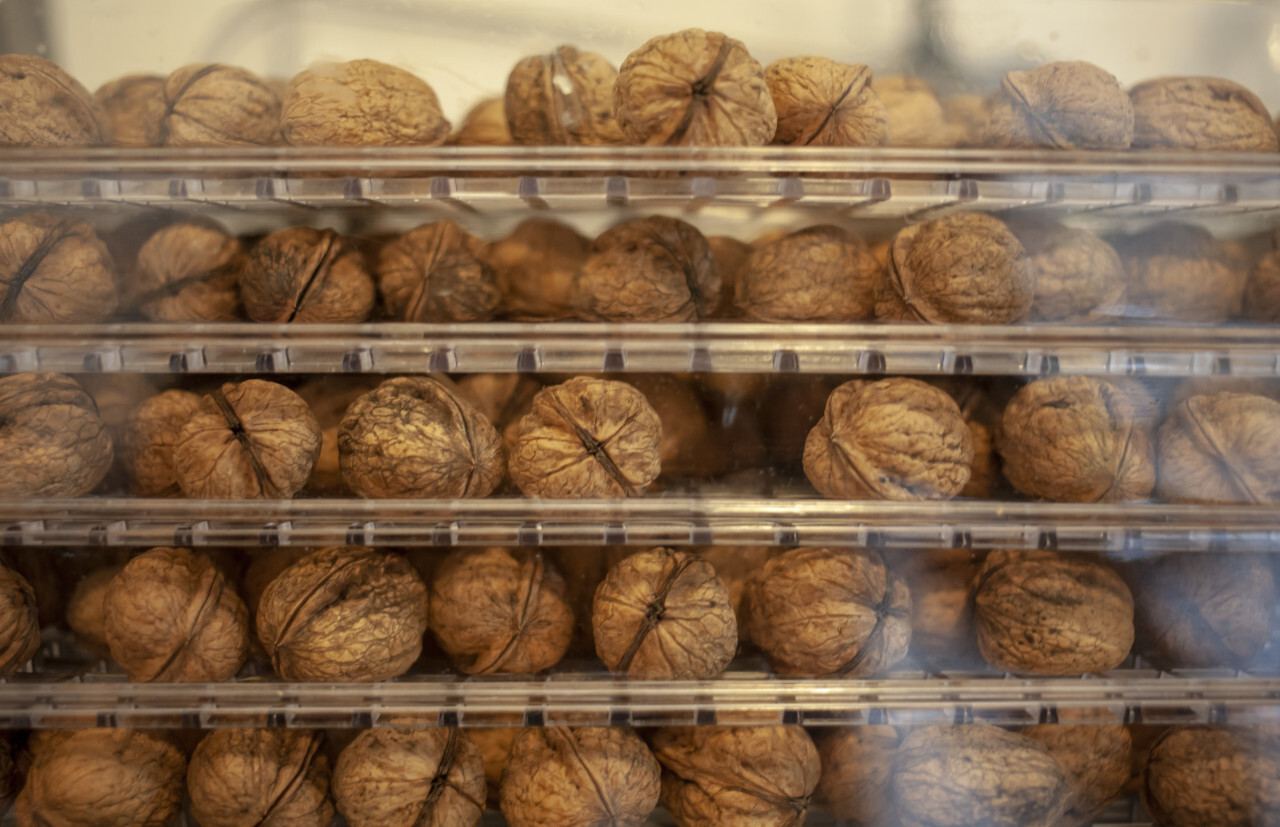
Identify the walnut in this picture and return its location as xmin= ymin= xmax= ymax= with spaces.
xmin=878 ymin=212 xmax=1035 ymax=324
xmin=131 ymin=220 xmax=243 ymax=321
xmin=0 ymin=212 xmax=118 ymax=323
xmin=1132 ymin=553 xmax=1275 ymax=669
xmin=742 ymin=547 xmax=911 ymax=677
xmin=613 ymin=28 xmax=776 ymax=146
xmin=241 ymin=228 xmax=375 ymax=323
xmin=1173 ymin=377 xmax=1280 ymax=406
xmin=706 ymin=236 xmax=750 ymax=317
xmin=120 ymin=389 xmax=203 ymax=496
xmin=429 ymin=548 xmax=573 ymax=675
xmin=815 ymin=726 xmax=900 ymax=824
xmin=895 ymin=549 xmax=981 ymax=666
xmin=377 ymin=220 xmax=501 ymax=322
xmin=932 ymin=380 xmax=1002 ymax=499
xmin=998 ymin=376 xmax=1156 ymax=503
xmin=455 ymin=374 xmax=544 ymax=441
xmin=294 ymin=378 xmax=376 ymax=495
xmin=872 ymin=76 xmax=946 ymax=147
xmin=172 ymin=380 xmax=321 ymax=499
xmin=694 ymin=546 xmax=772 ymax=631
xmin=1115 ymin=223 xmax=1246 ymax=322
xmin=66 ymin=565 xmax=123 ymax=659
xmin=450 ymin=97 xmax=513 ymax=146
xmin=469 ymin=729 xmax=515 ymax=805
xmin=501 ymin=727 xmax=659 ymax=827
xmin=1130 ymin=77 xmax=1279 ymax=152
xmin=1158 ymin=391 xmax=1280 ymax=504
xmin=803 ymin=378 xmax=973 ymax=501
xmin=735 ymin=225 xmax=881 ymax=321
xmin=504 ymin=46 xmax=623 ymax=146
xmin=1143 ymin=727 xmax=1280 ymax=827
xmin=257 ymin=546 xmax=427 ymax=682
xmin=592 ymin=547 xmax=736 ymax=679
xmin=188 ymin=729 xmax=332 ymax=827
xmin=333 ymin=728 xmax=484 ymax=827
xmin=0 ymin=55 xmax=105 ymax=146
xmin=1246 ymin=249 xmax=1280 ymax=322
xmin=15 ymin=729 xmax=185 ymax=827
xmin=1022 ymin=712 xmax=1133 ymax=826
xmin=653 ymin=725 xmax=819 ymax=826
xmin=507 ymin=377 xmax=662 ymax=498
xmin=974 ymin=550 xmax=1134 ymax=675
xmin=890 ymin=726 xmax=1070 ymax=827
xmin=627 ymin=374 xmax=720 ymax=478
xmin=486 ymin=218 xmax=588 ymax=320
xmin=1009 ymin=220 xmax=1127 ymax=321
xmin=94 ymin=74 xmax=165 ymax=147
xmin=240 ymin=548 xmax=311 ymax=620
xmin=339 ymin=376 xmax=504 ymax=499
xmin=282 ymin=59 xmax=449 ymax=146
xmin=0 ymin=372 xmax=113 ymax=498
xmin=0 ymin=565 xmax=39 ymax=678
xmin=158 ymin=63 xmax=281 ymax=146
xmin=984 ymin=61 xmax=1133 ymax=149
xmin=574 ymin=216 xmax=720 ymax=322
xmin=765 ymin=57 xmax=888 ymax=146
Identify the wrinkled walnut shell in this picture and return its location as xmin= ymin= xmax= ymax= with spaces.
xmin=872 ymin=76 xmax=946 ymax=147
xmin=815 ymin=726 xmax=901 ymax=824
xmin=0 ymin=565 xmax=39 ymax=678
xmin=450 ymin=98 xmax=513 ymax=146
xmin=241 ymin=227 xmax=375 ymax=323
xmin=735 ymin=225 xmax=881 ymax=321
xmin=0 ymin=372 xmax=113 ymax=498
xmin=765 ymin=58 xmax=888 ymax=146
xmin=984 ymin=61 xmax=1133 ymax=149
xmin=133 ymin=220 xmax=243 ymax=321
xmin=94 ymin=74 xmax=165 ymax=147
xmin=333 ymin=728 xmax=485 ymax=827
xmin=121 ymin=389 xmax=203 ymax=497
xmin=1130 ymin=76 xmax=1279 ymax=152
xmin=159 ymin=63 xmax=281 ymax=147
xmin=1157 ymin=392 xmax=1280 ymax=504
xmin=1116 ymin=223 xmax=1245 ymax=322
xmin=282 ymin=59 xmax=449 ymax=146
xmin=188 ymin=729 xmax=332 ymax=827
xmin=486 ymin=218 xmax=588 ymax=320
xmin=1143 ymin=727 xmax=1280 ymax=827
xmin=505 ymin=46 xmax=623 ymax=146
xmin=694 ymin=546 xmax=772 ymax=631
xmin=0 ymin=55 xmax=105 ymax=147
xmin=1010 ymin=220 xmax=1127 ymax=321
xmin=1245 ymin=249 xmax=1280 ymax=322
xmin=0 ymin=212 xmax=118 ymax=323
xmin=1022 ymin=713 xmax=1133 ymax=826
xmin=377 ymin=220 xmax=501 ymax=322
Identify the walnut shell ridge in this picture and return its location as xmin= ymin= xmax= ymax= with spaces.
xmin=0 ymin=372 xmax=113 ymax=498
xmin=188 ymin=729 xmax=333 ymax=827
xmin=735 ymin=225 xmax=881 ymax=321
xmin=159 ymin=63 xmax=281 ymax=147
xmin=1142 ymin=727 xmax=1280 ymax=827
xmin=0 ymin=54 xmax=105 ymax=146
xmin=0 ymin=565 xmax=39 ymax=678
xmin=1157 ymin=392 xmax=1280 ymax=504
xmin=333 ymin=728 xmax=485 ymax=827
xmin=1130 ymin=76 xmax=1279 ymax=152
xmin=377 ymin=220 xmax=501 ymax=322
xmin=282 ymin=59 xmax=449 ymax=146
xmin=241 ymin=227 xmax=375 ymax=323
xmin=505 ymin=45 xmax=623 ymax=146
xmin=765 ymin=57 xmax=888 ymax=146
xmin=133 ymin=220 xmax=243 ymax=322
xmin=0 ymin=212 xmax=118 ymax=323
xmin=984 ymin=61 xmax=1133 ymax=149
xmin=122 ymin=390 xmax=204 ymax=496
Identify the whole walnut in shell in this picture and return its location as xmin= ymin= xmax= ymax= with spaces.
xmin=505 ymin=46 xmax=623 ymax=145
xmin=984 ymin=61 xmax=1133 ymax=149
xmin=66 ymin=565 xmax=123 ymax=659
xmin=486 ymin=218 xmax=588 ymax=320
xmin=735 ymin=225 xmax=881 ymax=321
xmin=282 ymin=59 xmax=449 ymax=146
xmin=1157 ymin=392 xmax=1280 ymax=504
xmin=103 ymin=547 xmax=249 ymax=682
xmin=877 ymin=212 xmax=1035 ymax=324
xmin=1245 ymin=249 xmax=1280 ymax=322
xmin=121 ymin=389 xmax=203 ymax=496
xmin=0 ymin=55 xmax=105 ymax=146
xmin=15 ymin=729 xmax=185 ymax=827
xmin=159 ymin=63 xmax=280 ymax=146
xmin=172 ymin=380 xmax=321 ymax=499
xmin=0 ymin=212 xmax=118 ymax=323
xmin=998 ymin=376 xmax=1155 ymax=503
xmin=574 ymin=216 xmax=720 ymax=322
xmin=1022 ymin=711 xmax=1133 ymax=826
xmin=895 ymin=548 xmax=981 ymax=666
xmin=815 ymin=726 xmax=900 ymax=824
xmin=377 ymin=220 xmax=501 ymax=322
xmin=450 ymin=97 xmax=513 ymax=146
xmin=1115 ymin=223 xmax=1245 ymax=322
xmin=1143 ymin=727 xmax=1280 ymax=827
xmin=133 ymin=220 xmax=243 ymax=321
xmin=974 ymin=550 xmax=1134 ymax=675
xmin=0 ymin=372 xmax=113 ymax=498
xmin=1010 ymin=221 xmax=1127 ymax=321
xmin=803 ymin=378 xmax=973 ymax=501
xmin=652 ymin=725 xmax=820 ymax=827
xmin=890 ymin=725 xmax=1070 ymax=827
xmin=256 ymin=546 xmax=427 ymax=682
xmin=188 ymin=729 xmax=332 ymax=827
xmin=872 ymin=76 xmax=946 ymax=147
xmin=765 ymin=57 xmax=888 ymax=146
xmin=507 ymin=377 xmax=662 ymax=498
xmin=94 ymin=74 xmax=165 ymax=147
xmin=241 ymin=227 xmax=375 ymax=323
xmin=1130 ymin=76 xmax=1279 ymax=152
xmin=0 ymin=565 xmax=39 ymax=678
xmin=429 ymin=548 xmax=573 ymax=675
xmin=613 ymin=28 xmax=777 ymax=146
xmin=339 ymin=376 xmax=504 ymax=499
xmin=333 ymin=728 xmax=485 ymax=827
xmin=742 ymin=547 xmax=911 ymax=677
xmin=593 ymin=547 xmax=736 ymax=679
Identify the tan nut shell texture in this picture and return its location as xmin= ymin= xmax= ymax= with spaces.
xmin=765 ymin=57 xmax=888 ymax=146
xmin=0 ymin=212 xmax=118 ymax=323
xmin=1022 ymin=720 xmax=1132 ymax=825
xmin=1130 ymin=76 xmax=1279 ymax=152
xmin=0 ymin=565 xmax=40 ymax=678
xmin=333 ymin=728 xmax=485 ymax=827
xmin=94 ymin=74 xmax=165 ymax=147
xmin=122 ymin=389 xmax=204 ymax=496
xmin=282 ymin=59 xmax=449 ymax=146
xmin=1157 ymin=392 xmax=1280 ymax=504
xmin=816 ymin=726 xmax=900 ymax=824
xmin=0 ymin=54 xmax=105 ymax=146
xmin=377 ymin=220 xmax=501 ymax=322
xmin=0 ymin=372 xmax=113 ymax=498
xmin=188 ymin=729 xmax=333 ymax=827
xmin=505 ymin=46 xmax=623 ymax=146
xmin=735 ymin=225 xmax=882 ymax=322
xmin=984 ymin=61 xmax=1133 ymax=149
xmin=134 ymin=221 xmax=243 ymax=322
xmin=241 ymin=227 xmax=374 ymax=323
xmin=159 ymin=63 xmax=280 ymax=147
xmin=1013 ymin=221 xmax=1126 ymax=321
xmin=1143 ymin=727 xmax=1280 ymax=827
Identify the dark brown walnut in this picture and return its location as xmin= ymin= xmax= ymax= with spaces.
xmin=501 ymin=727 xmax=659 ymax=827
xmin=765 ymin=57 xmax=888 ymax=146
xmin=1132 ymin=553 xmax=1275 ymax=669
xmin=895 ymin=549 xmax=981 ymax=667
xmin=574 ymin=216 xmax=720 ymax=322
xmin=121 ymin=389 xmax=203 ymax=496
xmin=429 ymin=548 xmax=573 ymax=675
xmin=695 ymin=546 xmax=772 ymax=632
xmin=0 ymin=565 xmax=39 ymax=678
xmin=470 ymin=728 xmax=516 ymax=805
xmin=1023 ymin=710 xmax=1133 ymax=826
xmin=613 ymin=28 xmax=776 ymax=146
xmin=803 ymin=378 xmax=973 ymax=501
xmin=188 ymin=729 xmax=332 ymax=827
xmin=257 ymin=546 xmax=427 ymax=682
xmin=974 ymin=550 xmax=1134 ymax=675
xmin=0 ymin=212 xmax=118 ymax=323
xmin=507 ymin=377 xmax=662 ymax=498
xmin=158 ymin=63 xmax=281 ymax=147
xmin=377 ymin=220 xmax=501 ymax=322
xmin=0 ymin=372 xmax=113 ymax=498
xmin=1 ymin=732 xmax=13 ymax=819
xmin=1143 ymin=727 xmax=1280 ymax=827
xmin=1246 ymin=248 xmax=1280 ymax=322
xmin=627 ymin=374 xmax=720 ymax=478
xmin=485 ymin=218 xmax=588 ymax=320
xmin=1115 ymin=223 xmax=1246 ymax=322
xmin=890 ymin=725 xmax=1070 ymax=827
xmin=735 ymin=225 xmax=882 ymax=321
xmin=872 ymin=76 xmax=946 ymax=147
xmin=66 ymin=565 xmax=123 ymax=659
xmin=593 ymin=547 xmax=736 ymax=679
xmin=0 ymin=54 xmax=105 ymax=146
xmin=103 ymin=547 xmax=249 ymax=682
xmin=877 ymin=212 xmax=1035 ymax=324
xmin=998 ymin=376 xmax=1156 ymax=503
xmin=1157 ymin=392 xmax=1280 ymax=504
xmin=759 ymin=376 xmax=841 ymax=470
xmin=15 ymin=729 xmax=185 ymax=827
xmin=1130 ymin=76 xmax=1279 ymax=152
xmin=94 ymin=74 xmax=165 ymax=147
xmin=133 ymin=220 xmax=243 ymax=321
xmin=333 ymin=729 xmax=484 ymax=827
xmin=1009 ymin=220 xmax=1127 ymax=321
xmin=815 ymin=726 xmax=901 ymax=824
xmin=706 ymin=236 xmax=750 ymax=317
xmin=742 ymin=547 xmax=911 ymax=677
xmin=172 ymin=379 xmax=321 ymax=499
xmin=241 ymin=227 xmax=375 ymax=323
xmin=449 ymin=97 xmax=513 ymax=146
xmin=984 ymin=61 xmax=1133 ymax=149
xmin=339 ymin=376 xmax=504 ymax=499
xmin=653 ymin=725 xmax=819 ymax=826
xmin=504 ymin=46 xmax=623 ymax=146
xmin=282 ymin=59 xmax=449 ymax=146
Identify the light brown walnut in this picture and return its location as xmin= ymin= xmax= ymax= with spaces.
xmin=333 ymin=728 xmax=485 ymax=827
xmin=0 ymin=565 xmax=39 ymax=678
xmin=94 ymin=74 xmax=165 ymax=147
xmin=1130 ymin=77 xmax=1279 ymax=152
xmin=1143 ymin=727 xmax=1280 ymax=827
xmin=942 ymin=93 xmax=991 ymax=147
xmin=159 ymin=63 xmax=280 ymax=147
xmin=815 ymin=726 xmax=901 ymax=824
xmin=505 ymin=46 xmax=623 ymax=146
xmin=735 ymin=225 xmax=881 ymax=321
xmin=765 ymin=57 xmax=888 ymax=146
xmin=0 ymin=212 xmax=118 ymax=323
xmin=1157 ymin=392 xmax=1280 ymax=504
xmin=694 ymin=546 xmax=772 ymax=631
xmin=485 ymin=218 xmax=588 ymax=320
xmin=0 ymin=55 xmax=105 ymax=147
xmin=984 ymin=61 xmax=1133 ymax=149
xmin=188 ymin=729 xmax=332 ymax=827
xmin=1022 ymin=712 xmax=1133 ymax=826
xmin=0 ymin=372 xmax=113 ymax=498
xmin=377 ymin=220 xmax=501 ymax=322
xmin=449 ymin=98 xmax=513 ymax=146
xmin=241 ymin=227 xmax=375 ymax=323
xmin=133 ymin=220 xmax=243 ymax=321
xmin=66 ymin=565 xmax=123 ymax=659
xmin=1010 ymin=220 xmax=1127 ymax=321
xmin=121 ymin=389 xmax=204 ymax=496
xmin=872 ymin=76 xmax=946 ymax=147
xmin=282 ymin=59 xmax=449 ymax=146
xmin=1116 ymin=223 xmax=1246 ymax=322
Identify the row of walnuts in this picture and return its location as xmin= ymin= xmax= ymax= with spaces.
xmin=6 ymin=208 xmax=1280 ymax=326
xmin=1 ymin=722 xmax=1276 ymax=827
xmin=4 ymin=31 xmax=1280 ymax=152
